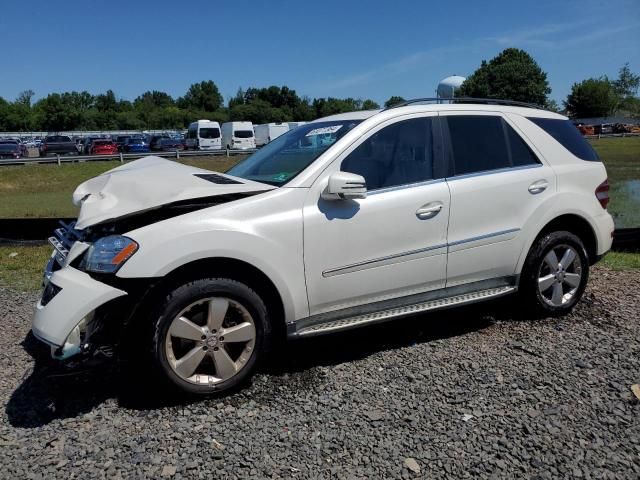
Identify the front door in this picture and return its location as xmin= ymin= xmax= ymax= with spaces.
xmin=303 ymin=114 xmax=451 ymax=316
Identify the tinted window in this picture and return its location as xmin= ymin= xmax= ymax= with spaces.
xmin=341 ymin=117 xmax=434 ymax=190
xmin=234 ymin=130 xmax=253 ymax=138
xmin=504 ymin=123 xmax=540 ymax=167
xmin=444 ymin=116 xmax=540 ymax=175
xmin=445 ymin=116 xmax=510 ymax=175
xmin=200 ymin=127 xmax=220 ymax=139
xmin=527 ymin=117 xmax=600 ymax=161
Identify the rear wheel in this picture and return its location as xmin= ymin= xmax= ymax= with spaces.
xmin=149 ymin=278 xmax=270 ymax=395
xmin=519 ymin=231 xmax=589 ymax=316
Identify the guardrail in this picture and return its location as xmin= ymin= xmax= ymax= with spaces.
xmin=584 ymin=132 xmax=640 ymax=139
xmin=0 ymin=148 xmax=257 ymax=166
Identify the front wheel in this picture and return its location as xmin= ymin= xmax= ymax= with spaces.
xmin=149 ymin=278 xmax=270 ymax=395
xmin=519 ymin=231 xmax=589 ymax=317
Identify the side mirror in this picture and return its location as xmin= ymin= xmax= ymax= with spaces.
xmin=321 ymin=171 xmax=367 ymax=200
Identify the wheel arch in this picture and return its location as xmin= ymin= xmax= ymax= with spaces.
xmin=154 ymin=257 xmax=287 ymax=340
xmin=537 ymin=214 xmax=598 ymax=263
xmin=518 ymin=213 xmax=599 ymax=273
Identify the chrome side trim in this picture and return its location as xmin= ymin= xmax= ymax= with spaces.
xmin=322 ymin=228 xmax=519 ymax=277
xmin=367 ymin=178 xmax=446 ymax=196
xmin=448 ymin=228 xmax=520 ymax=250
xmin=445 ymin=163 xmax=542 ymax=182
xmin=322 ymin=243 xmax=447 ymax=278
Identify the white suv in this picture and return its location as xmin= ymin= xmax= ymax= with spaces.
xmin=33 ymin=99 xmax=614 ymax=395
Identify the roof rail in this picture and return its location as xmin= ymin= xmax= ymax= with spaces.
xmin=382 ymin=97 xmax=542 ymax=111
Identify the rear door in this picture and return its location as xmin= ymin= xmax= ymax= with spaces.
xmin=440 ymin=112 xmax=556 ymax=286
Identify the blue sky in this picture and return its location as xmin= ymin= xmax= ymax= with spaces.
xmin=2 ymin=0 xmax=638 ymax=106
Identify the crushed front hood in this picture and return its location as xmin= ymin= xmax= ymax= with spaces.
xmin=73 ymin=156 xmax=274 ymax=229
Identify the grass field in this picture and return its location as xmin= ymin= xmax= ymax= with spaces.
xmin=1 ymin=243 xmax=637 ymax=293
xmin=0 ymin=138 xmax=638 ymax=225
xmin=0 ymin=155 xmax=245 ymax=218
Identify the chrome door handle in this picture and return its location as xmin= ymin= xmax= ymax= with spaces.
xmin=528 ymin=180 xmax=548 ymax=195
xmin=416 ymin=202 xmax=443 ymax=219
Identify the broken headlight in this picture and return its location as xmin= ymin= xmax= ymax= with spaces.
xmin=80 ymin=235 xmax=138 ymax=273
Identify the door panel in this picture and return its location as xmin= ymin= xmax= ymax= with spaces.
xmin=303 ymin=113 xmax=450 ymax=316
xmin=304 ymin=182 xmax=450 ymax=314
xmin=440 ymin=112 xmax=556 ymax=286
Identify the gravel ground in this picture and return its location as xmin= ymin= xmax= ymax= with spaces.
xmin=1 ymin=266 xmax=639 ymax=479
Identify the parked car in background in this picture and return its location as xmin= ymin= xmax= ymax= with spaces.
xmin=40 ymin=135 xmax=78 ymax=157
xmin=148 ymin=135 xmax=170 ymax=151
xmin=89 ymin=139 xmax=119 ymax=155
xmin=80 ymin=136 xmax=101 ymax=154
xmin=186 ymin=120 xmax=222 ymax=150
xmin=576 ymin=124 xmax=595 ymax=135
xmin=254 ymin=123 xmax=290 ymax=147
xmin=123 ymin=136 xmax=150 ymax=153
xmin=0 ymin=141 xmax=25 ymax=159
xmin=115 ymin=135 xmax=132 ymax=152
xmin=153 ymin=137 xmax=185 ymax=152
xmin=222 ymin=121 xmax=256 ymax=150
xmin=596 ymin=124 xmax=613 ymax=135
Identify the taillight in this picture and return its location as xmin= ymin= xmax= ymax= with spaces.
xmin=595 ymin=179 xmax=610 ymax=209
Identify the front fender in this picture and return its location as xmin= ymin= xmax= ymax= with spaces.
xmin=117 ymin=228 xmax=307 ymax=323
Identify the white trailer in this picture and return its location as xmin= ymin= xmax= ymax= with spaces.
xmin=287 ymin=121 xmax=307 ymax=130
xmin=254 ymin=123 xmax=290 ymax=147
xmin=221 ymin=121 xmax=256 ymax=150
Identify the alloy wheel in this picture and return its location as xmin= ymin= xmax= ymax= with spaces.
xmin=537 ymin=244 xmax=583 ymax=307
xmin=164 ymin=297 xmax=256 ymax=385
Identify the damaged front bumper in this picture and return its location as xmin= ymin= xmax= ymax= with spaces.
xmin=32 ymin=265 xmax=127 ymax=359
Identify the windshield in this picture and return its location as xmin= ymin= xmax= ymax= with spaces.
xmin=199 ymin=127 xmax=220 ymax=139
xmin=234 ymin=130 xmax=253 ymax=138
xmin=227 ymin=120 xmax=362 ymax=186
xmin=0 ymin=144 xmax=18 ymax=152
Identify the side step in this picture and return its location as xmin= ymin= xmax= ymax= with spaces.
xmin=296 ymin=286 xmax=515 ymax=337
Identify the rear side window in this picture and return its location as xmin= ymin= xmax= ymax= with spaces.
xmin=504 ymin=124 xmax=540 ymax=167
xmin=527 ymin=117 xmax=600 ymax=161
xmin=341 ymin=117 xmax=436 ymax=190
xmin=444 ymin=116 xmax=540 ymax=176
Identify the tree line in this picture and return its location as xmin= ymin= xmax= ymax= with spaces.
xmin=1 ymin=49 xmax=638 ymax=132
xmin=454 ymin=49 xmax=639 ymax=119
xmin=0 ymin=81 xmax=383 ymax=132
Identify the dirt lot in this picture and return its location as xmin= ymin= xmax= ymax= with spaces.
xmin=0 ymin=266 xmax=639 ymax=479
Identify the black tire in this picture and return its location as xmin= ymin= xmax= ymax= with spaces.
xmin=147 ymin=278 xmax=270 ymax=396
xmin=519 ymin=230 xmax=589 ymax=317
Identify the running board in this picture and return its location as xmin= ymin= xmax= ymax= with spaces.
xmin=295 ymin=286 xmax=516 ymax=337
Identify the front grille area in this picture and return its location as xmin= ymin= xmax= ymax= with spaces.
xmin=48 ymin=221 xmax=82 ymax=267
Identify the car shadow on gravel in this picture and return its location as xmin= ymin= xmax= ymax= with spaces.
xmin=7 ymin=298 xmax=525 ymax=428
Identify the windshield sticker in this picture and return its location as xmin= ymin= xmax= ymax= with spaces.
xmin=272 ymin=172 xmax=291 ymax=182
xmin=305 ymin=125 xmax=343 ymax=137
